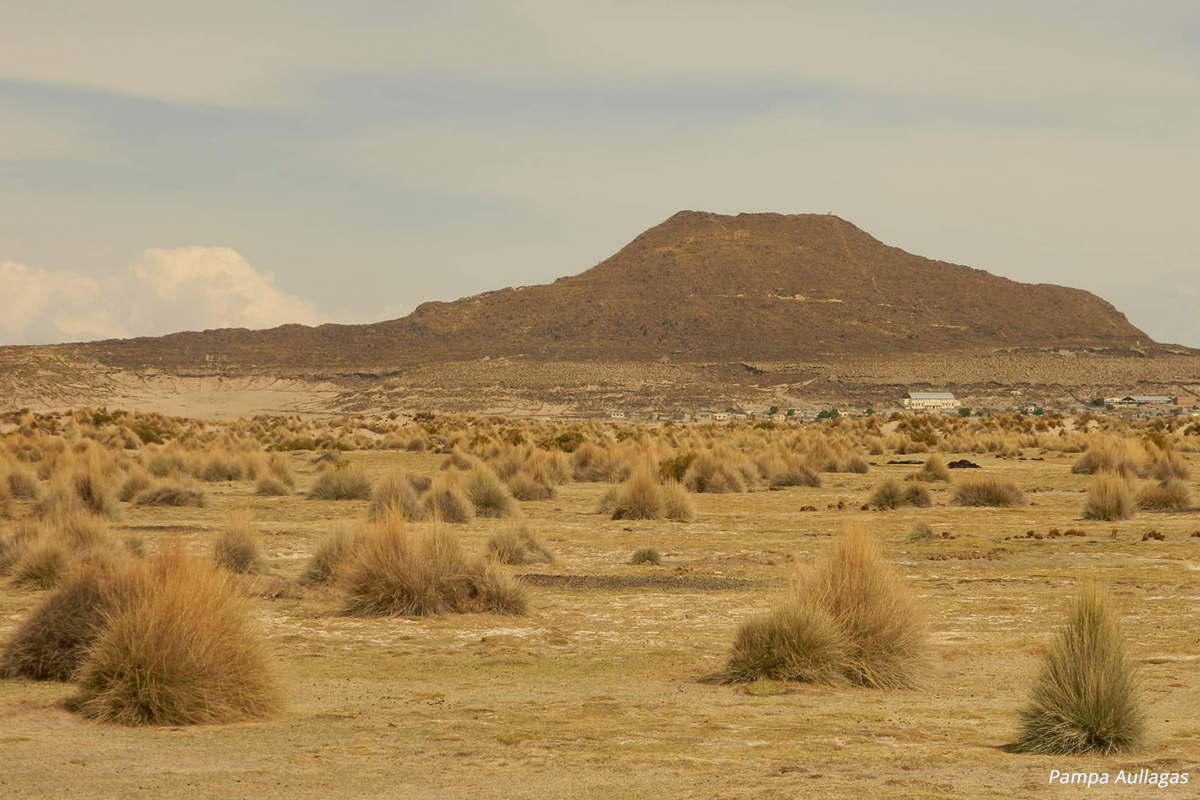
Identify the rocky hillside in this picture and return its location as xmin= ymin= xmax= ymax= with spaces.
xmin=2 ymin=211 xmax=1151 ymax=377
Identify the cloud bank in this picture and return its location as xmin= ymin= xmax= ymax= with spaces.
xmin=0 ymin=247 xmax=332 ymax=345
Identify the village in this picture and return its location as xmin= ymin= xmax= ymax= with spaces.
xmin=605 ymin=391 xmax=1200 ymax=424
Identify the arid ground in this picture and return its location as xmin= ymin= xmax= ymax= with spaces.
xmin=1 ymin=419 xmax=1198 ymax=798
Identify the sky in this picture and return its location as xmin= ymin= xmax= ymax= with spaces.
xmin=2 ymin=1 xmax=1198 ymax=347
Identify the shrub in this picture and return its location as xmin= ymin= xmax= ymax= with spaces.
xmin=1136 ymin=479 xmax=1190 ymax=512
xmin=301 ymin=526 xmax=358 ymax=585
xmin=368 ymin=468 xmax=426 ymax=521
xmin=465 ymin=464 xmax=518 ymax=518
xmin=870 ymin=478 xmax=931 ymax=510
xmin=661 ymin=480 xmax=697 ymax=522
xmin=307 ymin=467 xmax=372 ymax=500
xmin=213 ymin=511 xmax=265 ymax=574
xmin=486 ymin=524 xmax=555 ymax=565
xmin=423 ymin=474 xmax=475 ymax=523
xmin=1082 ymin=474 xmax=1135 ymax=521
xmin=952 ymin=477 xmax=1026 ymax=507
xmin=630 ymin=547 xmax=661 ymax=565
xmin=722 ymin=526 xmax=927 ymax=689
xmin=341 ymin=515 xmax=527 ymax=616
xmin=254 ymin=474 xmax=291 ymax=496
xmin=74 ymin=546 xmax=282 ymax=725
xmin=0 ymin=562 xmax=133 ymax=680
xmin=134 ymin=481 xmax=206 ymax=507
xmin=908 ymin=454 xmax=951 ymax=483
xmin=1014 ymin=582 xmax=1144 ymax=754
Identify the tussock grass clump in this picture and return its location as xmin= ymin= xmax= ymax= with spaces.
xmin=368 ymin=468 xmax=426 ymax=521
xmin=683 ymin=452 xmax=747 ymax=494
xmin=9 ymin=535 xmax=72 ymax=589
xmin=6 ymin=467 xmax=41 ymax=500
xmin=908 ymin=454 xmax=951 ymax=483
xmin=254 ymin=474 xmax=292 ymax=496
xmin=54 ymin=510 xmax=113 ymax=551
xmin=630 ymin=547 xmax=661 ymax=565
xmin=134 ymin=480 xmax=206 ymax=507
xmin=117 ymin=468 xmax=153 ymax=502
xmin=71 ymin=466 xmax=120 ymax=520
xmin=952 ymin=477 xmax=1026 ymax=507
xmin=486 ymin=524 xmax=555 ymax=565
xmin=213 ymin=511 xmax=265 ymax=574
xmin=1071 ymin=441 xmax=1141 ymax=478
xmin=610 ymin=466 xmax=664 ymax=520
xmin=661 ymin=480 xmax=697 ymax=522
xmin=507 ymin=471 xmax=554 ymax=501
xmin=769 ymin=456 xmax=821 ymax=488
xmin=1136 ymin=479 xmax=1190 ymax=512
xmin=199 ymin=452 xmax=244 ymax=482
xmin=908 ymin=522 xmax=936 ymax=542
xmin=1145 ymin=450 xmax=1189 ymax=481
xmin=307 ymin=466 xmax=372 ymax=500
xmin=464 ymin=464 xmax=518 ymax=518
xmin=0 ymin=479 xmax=12 ymax=520
xmin=301 ymin=526 xmax=359 ymax=585
xmin=1014 ymin=582 xmax=1145 ymax=755
xmin=1 ymin=562 xmax=132 ymax=680
xmin=74 ymin=546 xmax=282 ymax=725
xmin=265 ymin=453 xmax=296 ymax=489
xmin=1082 ymin=474 xmax=1135 ymax=521
xmin=722 ymin=526 xmax=927 ymax=689
xmin=870 ymin=478 xmax=932 ymax=510
xmin=341 ymin=515 xmax=527 ymax=616
xmin=423 ymin=473 xmax=475 ymax=523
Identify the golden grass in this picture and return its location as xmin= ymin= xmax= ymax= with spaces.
xmin=301 ymin=526 xmax=359 ymax=585
xmin=307 ymin=467 xmax=373 ymax=500
xmin=723 ymin=526 xmax=927 ymax=689
xmin=907 ymin=454 xmax=951 ymax=483
xmin=1082 ymin=474 xmax=1136 ymax=521
xmin=1014 ymin=582 xmax=1144 ymax=754
xmin=74 ymin=545 xmax=282 ymax=725
xmin=464 ymin=464 xmax=518 ymax=518
xmin=134 ymin=480 xmax=206 ymax=507
xmin=423 ymin=472 xmax=475 ymax=523
xmin=870 ymin=478 xmax=931 ymax=510
xmin=1135 ymin=479 xmax=1190 ymax=511
xmin=368 ymin=468 xmax=426 ymax=521
xmin=213 ymin=511 xmax=265 ymax=574
xmin=952 ymin=477 xmax=1026 ymax=507
xmin=341 ymin=515 xmax=527 ymax=616
xmin=486 ymin=523 xmax=555 ymax=565
xmin=630 ymin=547 xmax=662 ymax=565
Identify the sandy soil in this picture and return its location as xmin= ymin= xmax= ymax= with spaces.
xmin=2 ymin=451 xmax=1198 ymax=798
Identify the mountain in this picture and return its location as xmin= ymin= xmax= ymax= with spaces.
xmin=31 ymin=211 xmax=1148 ymax=375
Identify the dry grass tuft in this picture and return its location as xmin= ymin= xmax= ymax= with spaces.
xmin=870 ymin=478 xmax=932 ymax=510
xmin=1082 ymin=474 xmax=1136 ymax=521
xmin=1135 ymin=479 xmax=1190 ymax=512
xmin=661 ymin=480 xmax=697 ymax=522
xmin=464 ymin=464 xmax=518 ymax=518
xmin=307 ymin=467 xmax=373 ymax=500
xmin=74 ymin=545 xmax=282 ymax=725
xmin=134 ymin=480 xmax=206 ymax=507
xmin=423 ymin=473 xmax=475 ymax=523
xmin=769 ymin=456 xmax=821 ymax=488
xmin=507 ymin=471 xmax=554 ymax=501
xmin=368 ymin=468 xmax=426 ymax=521
xmin=486 ymin=524 xmax=555 ymax=565
xmin=630 ymin=547 xmax=661 ymax=565
xmin=341 ymin=515 xmax=527 ymax=616
xmin=213 ymin=511 xmax=265 ymax=574
xmin=610 ymin=466 xmax=664 ymax=520
xmin=117 ymin=468 xmax=153 ymax=503
xmin=301 ymin=526 xmax=359 ymax=585
xmin=952 ymin=477 xmax=1026 ymax=507
xmin=6 ymin=467 xmax=41 ymax=500
xmin=723 ymin=526 xmax=927 ymax=689
xmin=908 ymin=454 xmax=952 ymax=483
xmin=254 ymin=474 xmax=292 ymax=496
xmin=1014 ymin=582 xmax=1145 ymax=754
xmin=9 ymin=534 xmax=72 ymax=589
xmin=683 ymin=452 xmax=747 ymax=494
xmin=1 ymin=562 xmax=133 ymax=681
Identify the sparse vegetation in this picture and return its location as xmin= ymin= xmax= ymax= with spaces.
xmin=1136 ymin=479 xmax=1190 ymax=511
xmin=952 ymin=477 xmax=1026 ymax=507
xmin=307 ymin=467 xmax=373 ymax=500
xmin=1082 ymin=474 xmax=1135 ymax=521
xmin=213 ymin=511 xmax=265 ymax=574
xmin=869 ymin=478 xmax=932 ymax=510
xmin=630 ymin=547 xmax=661 ymax=565
xmin=486 ymin=524 xmax=555 ymax=565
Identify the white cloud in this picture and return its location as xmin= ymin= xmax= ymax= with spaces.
xmin=0 ymin=248 xmax=333 ymax=345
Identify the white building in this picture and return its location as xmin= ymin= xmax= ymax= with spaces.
xmin=902 ymin=391 xmax=959 ymax=412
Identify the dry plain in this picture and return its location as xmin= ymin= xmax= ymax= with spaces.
xmin=1 ymin=422 xmax=1199 ymax=799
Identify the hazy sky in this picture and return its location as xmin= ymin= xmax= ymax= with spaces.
xmin=3 ymin=1 xmax=1198 ymax=346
